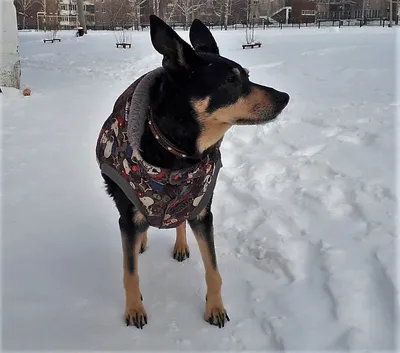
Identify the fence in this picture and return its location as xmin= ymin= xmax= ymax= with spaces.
xmin=262 ymin=17 xmax=398 ymax=29
xmin=317 ymin=9 xmax=396 ymax=21
xmin=19 ymin=12 xmax=399 ymax=32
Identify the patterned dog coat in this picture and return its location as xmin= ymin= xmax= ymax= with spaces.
xmin=96 ymin=70 xmax=222 ymax=229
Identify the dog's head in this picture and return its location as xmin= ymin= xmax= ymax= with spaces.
xmin=149 ymin=15 xmax=289 ymax=153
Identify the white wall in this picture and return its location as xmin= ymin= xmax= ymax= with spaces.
xmin=0 ymin=0 xmax=21 ymax=89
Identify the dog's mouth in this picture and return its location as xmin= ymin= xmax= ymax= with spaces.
xmin=234 ymin=105 xmax=287 ymax=126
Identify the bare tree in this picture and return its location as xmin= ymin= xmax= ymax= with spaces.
xmin=151 ymin=0 xmax=160 ymax=16
xmin=104 ymin=0 xmax=132 ymax=29
xmin=212 ymin=0 xmax=244 ymax=29
xmin=165 ymin=0 xmax=179 ymax=23
xmin=131 ymin=0 xmax=147 ymax=30
xmin=244 ymin=0 xmax=256 ymax=44
xmin=230 ymin=0 xmax=246 ymax=24
xmin=14 ymin=0 xmax=38 ymax=29
xmin=176 ymin=0 xmax=205 ymax=29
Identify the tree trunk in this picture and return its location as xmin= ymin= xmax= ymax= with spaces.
xmin=136 ymin=5 xmax=141 ymax=30
xmin=76 ymin=0 xmax=87 ymax=34
xmin=223 ymin=0 xmax=229 ymax=30
xmin=185 ymin=10 xmax=190 ymax=29
xmin=22 ymin=12 xmax=26 ymax=29
xmin=185 ymin=0 xmax=190 ymax=30
xmin=190 ymin=0 xmax=194 ymax=22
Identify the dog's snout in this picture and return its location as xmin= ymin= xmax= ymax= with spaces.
xmin=262 ymin=86 xmax=289 ymax=110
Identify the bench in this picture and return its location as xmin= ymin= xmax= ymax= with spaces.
xmin=242 ymin=42 xmax=262 ymax=49
xmin=43 ymin=38 xmax=61 ymax=43
xmin=116 ymin=43 xmax=131 ymax=48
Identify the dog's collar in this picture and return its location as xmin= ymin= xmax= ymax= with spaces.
xmin=148 ymin=110 xmax=199 ymax=160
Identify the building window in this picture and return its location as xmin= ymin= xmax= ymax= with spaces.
xmin=301 ymin=10 xmax=316 ymax=16
xmin=85 ymin=4 xmax=95 ymax=13
xmin=102 ymin=8 xmax=105 ymax=13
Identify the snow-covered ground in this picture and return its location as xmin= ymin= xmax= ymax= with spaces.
xmin=2 ymin=27 xmax=398 ymax=351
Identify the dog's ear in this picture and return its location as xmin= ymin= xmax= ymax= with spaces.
xmin=150 ymin=15 xmax=199 ymax=73
xmin=189 ymin=19 xmax=219 ymax=55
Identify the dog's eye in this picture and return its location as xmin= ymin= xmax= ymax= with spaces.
xmin=226 ymin=75 xmax=236 ymax=84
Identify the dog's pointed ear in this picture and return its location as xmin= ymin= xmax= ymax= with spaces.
xmin=189 ymin=19 xmax=219 ymax=55
xmin=150 ymin=15 xmax=199 ymax=73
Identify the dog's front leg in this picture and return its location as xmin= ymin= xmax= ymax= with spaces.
xmin=119 ymin=214 xmax=149 ymax=329
xmin=189 ymin=207 xmax=229 ymax=328
xmin=173 ymin=221 xmax=190 ymax=262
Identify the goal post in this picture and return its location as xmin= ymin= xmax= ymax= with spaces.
xmin=36 ymin=13 xmax=78 ymax=31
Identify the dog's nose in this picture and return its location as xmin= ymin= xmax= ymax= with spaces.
xmin=265 ymin=87 xmax=289 ymax=109
xmin=276 ymin=91 xmax=290 ymax=107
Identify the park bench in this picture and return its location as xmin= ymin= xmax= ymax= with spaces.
xmin=242 ymin=42 xmax=262 ymax=49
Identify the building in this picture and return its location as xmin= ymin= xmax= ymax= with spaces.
xmin=291 ymin=0 xmax=316 ymax=22
xmin=315 ymin=0 xmax=398 ymax=20
xmin=59 ymin=0 xmax=95 ymax=29
xmin=259 ymin=0 xmax=292 ymax=23
xmin=15 ymin=0 xmax=95 ymax=30
xmin=260 ymin=0 xmax=398 ymax=23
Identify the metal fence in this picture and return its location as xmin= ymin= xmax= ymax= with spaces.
xmin=19 ymin=12 xmax=399 ymax=32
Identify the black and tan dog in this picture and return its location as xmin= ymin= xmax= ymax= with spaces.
xmin=96 ymin=15 xmax=289 ymax=329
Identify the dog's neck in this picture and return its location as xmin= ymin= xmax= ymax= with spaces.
xmin=139 ymin=74 xmax=205 ymax=169
xmin=139 ymin=114 xmax=203 ymax=169
xmin=147 ymin=109 xmax=198 ymax=160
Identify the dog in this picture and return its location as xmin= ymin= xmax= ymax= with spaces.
xmin=96 ymin=15 xmax=289 ymax=329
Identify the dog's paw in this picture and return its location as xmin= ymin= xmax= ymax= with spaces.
xmin=204 ymin=302 xmax=230 ymax=328
xmin=173 ymin=243 xmax=190 ymax=262
xmin=124 ymin=303 xmax=147 ymax=329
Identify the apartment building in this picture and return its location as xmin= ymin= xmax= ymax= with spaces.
xmin=15 ymin=0 xmax=95 ymax=30
xmin=59 ymin=0 xmax=95 ymax=29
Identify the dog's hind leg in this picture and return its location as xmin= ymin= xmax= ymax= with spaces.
xmin=140 ymin=231 xmax=148 ymax=253
xmin=188 ymin=206 xmax=229 ymax=328
xmin=173 ymin=221 xmax=190 ymax=262
xmin=133 ymin=211 xmax=148 ymax=254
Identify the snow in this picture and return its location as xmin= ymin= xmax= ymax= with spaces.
xmin=1 ymin=26 xmax=398 ymax=351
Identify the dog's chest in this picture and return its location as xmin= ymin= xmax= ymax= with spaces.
xmin=96 ymin=94 xmax=220 ymax=229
